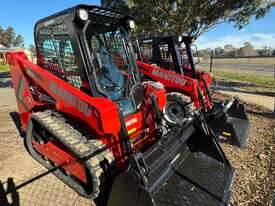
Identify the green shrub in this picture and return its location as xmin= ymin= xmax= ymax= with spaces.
xmin=0 ymin=64 xmax=9 ymax=72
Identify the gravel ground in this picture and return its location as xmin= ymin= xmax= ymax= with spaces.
xmin=0 ymin=74 xmax=274 ymax=205
xmin=214 ymin=92 xmax=274 ymax=206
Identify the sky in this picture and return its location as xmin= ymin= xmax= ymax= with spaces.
xmin=196 ymin=8 xmax=275 ymax=49
xmin=0 ymin=1 xmax=274 ymax=50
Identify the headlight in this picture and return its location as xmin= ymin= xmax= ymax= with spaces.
xmin=78 ymin=9 xmax=88 ymax=21
xmin=129 ymin=20 xmax=135 ymax=29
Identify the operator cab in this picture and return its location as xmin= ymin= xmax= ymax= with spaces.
xmin=34 ymin=5 xmax=142 ymax=116
xmin=136 ymin=36 xmax=199 ymax=78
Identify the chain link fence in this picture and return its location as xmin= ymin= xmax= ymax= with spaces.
xmin=198 ymin=55 xmax=275 ymax=114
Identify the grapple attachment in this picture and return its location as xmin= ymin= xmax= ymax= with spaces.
xmin=108 ymin=116 xmax=235 ymax=206
xmin=207 ymin=97 xmax=252 ymax=149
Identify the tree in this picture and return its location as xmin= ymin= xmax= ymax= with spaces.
xmin=257 ymin=46 xmax=272 ymax=57
xmin=0 ymin=26 xmax=25 ymax=48
xmin=0 ymin=27 xmax=15 ymax=48
xmin=29 ymin=44 xmax=36 ymax=55
xmin=102 ymin=0 xmax=275 ymax=38
xmin=0 ymin=26 xmax=3 ymax=40
xmin=101 ymin=0 xmax=128 ymax=8
xmin=227 ymin=49 xmax=238 ymax=57
xmin=238 ymin=42 xmax=257 ymax=56
xmin=224 ymin=45 xmax=234 ymax=52
xmin=214 ymin=47 xmax=225 ymax=57
xmin=198 ymin=48 xmax=211 ymax=58
xmin=224 ymin=45 xmax=237 ymax=57
xmin=13 ymin=34 xmax=24 ymax=47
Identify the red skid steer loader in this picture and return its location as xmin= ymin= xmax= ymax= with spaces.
xmin=8 ymin=5 xmax=235 ymax=205
xmin=135 ymin=36 xmax=252 ymax=149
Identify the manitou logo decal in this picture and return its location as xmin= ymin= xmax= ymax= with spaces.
xmin=152 ymin=68 xmax=187 ymax=86
xmin=50 ymin=80 xmax=92 ymax=117
xmin=125 ymin=117 xmax=138 ymax=127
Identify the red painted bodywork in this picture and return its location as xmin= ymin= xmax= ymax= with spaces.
xmin=143 ymin=81 xmax=167 ymax=110
xmin=137 ymin=61 xmax=214 ymax=110
xmin=7 ymin=52 xmax=167 ymax=183
xmin=33 ymin=140 xmax=87 ymax=183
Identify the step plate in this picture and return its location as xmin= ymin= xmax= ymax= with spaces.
xmin=153 ymin=152 xmax=235 ymax=206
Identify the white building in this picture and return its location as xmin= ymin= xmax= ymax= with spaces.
xmin=0 ymin=44 xmax=10 ymax=64
xmin=0 ymin=45 xmax=35 ymax=64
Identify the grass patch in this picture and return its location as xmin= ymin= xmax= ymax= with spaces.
xmin=212 ymin=69 xmax=275 ymax=87
xmin=201 ymin=57 xmax=275 ymax=65
xmin=213 ymin=57 xmax=275 ymax=65
xmin=0 ymin=64 xmax=9 ymax=72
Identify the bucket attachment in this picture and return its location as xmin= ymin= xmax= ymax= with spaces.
xmin=108 ymin=116 xmax=235 ymax=206
xmin=207 ymin=97 xmax=252 ymax=149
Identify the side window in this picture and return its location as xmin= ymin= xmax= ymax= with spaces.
xmin=159 ymin=44 xmax=171 ymax=62
xmin=106 ymin=31 xmax=129 ymax=70
xmin=140 ymin=43 xmax=153 ymax=64
xmin=42 ymin=39 xmax=60 ymax=63
xmin=177 ymin=44 xmax=189 ymax=67
xmin=90 ymin=31 xmax=129 ymax=71
xmin=158 ymin=43 xmax=174 ymax=71
xmin=37 ymin=23 xmax=82 ymax=88
xmin=90 ymin=36 xmax=100 ymax=52
xmin=63 ymin=40 xmax=79 ymax=73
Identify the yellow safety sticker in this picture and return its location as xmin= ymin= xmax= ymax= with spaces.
xmin=222 ymin=131 xmax=232 ymax=137
xmin=127 ymin=128 xmax=137 ymax=135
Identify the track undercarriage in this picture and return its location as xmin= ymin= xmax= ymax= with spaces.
xmin=26 ymin=111 xmax=115 ymax=198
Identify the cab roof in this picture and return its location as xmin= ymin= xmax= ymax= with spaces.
xmin=35 ymin=4 xmax=132 ymax=29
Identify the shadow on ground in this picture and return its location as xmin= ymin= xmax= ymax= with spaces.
xmin=0 ymin=170 xmax=61 ymax=206
xmin=9 ymin=112 xmax=25 ymax=138
xmin=0 ymin=164 xmax=110 ymax=206
xmin=247 ymin=109 xmax=275 ymax=119
xmin=0 ymin=72 xmax=12 ymax=88
xmin=0 ymin=178 xmax=19 ymax=206
xmin=0 ymin=170 xmax=110 ymax=206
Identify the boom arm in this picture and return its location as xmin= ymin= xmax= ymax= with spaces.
xmin=7 ymin=52 xmax=121 ymax=135
xmin=137 ymin=61 xmax=203 ymax=108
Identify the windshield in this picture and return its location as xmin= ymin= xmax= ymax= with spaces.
xmin=85 ymin=25 xmax=138 ymax=101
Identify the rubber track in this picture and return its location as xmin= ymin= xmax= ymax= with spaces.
xmin=28 ymin=110 xmax=115 ymax=199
